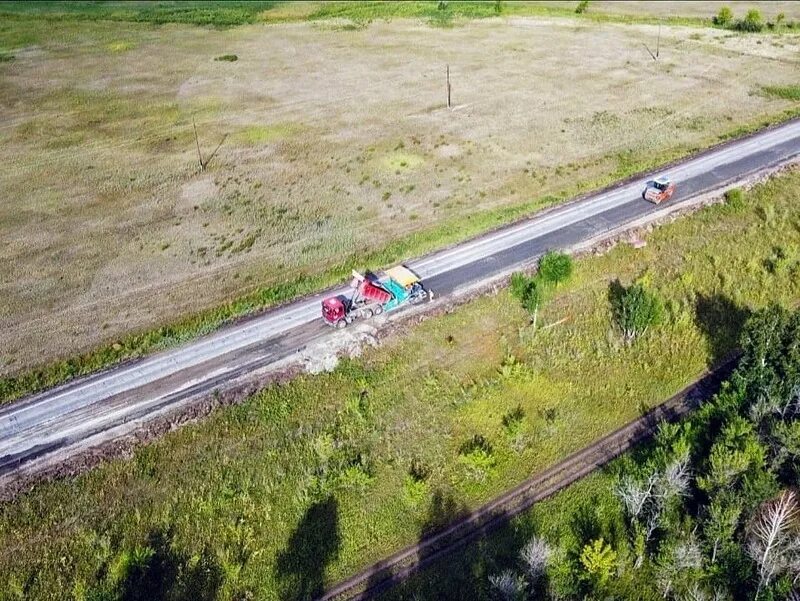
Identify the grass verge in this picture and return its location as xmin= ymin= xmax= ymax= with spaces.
xmin=1 ymin=169 xmax=799 ymax=599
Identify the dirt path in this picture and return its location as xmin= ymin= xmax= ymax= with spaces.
xmin=320 ymin=356 xmax=739 ymax=601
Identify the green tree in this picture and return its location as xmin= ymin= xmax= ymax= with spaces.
xmin=538 ymin=250 xmax=574 ymax=287
xmin=713 ymin=6 xmax=734 ymax=26
xmin=510 ymin=272 xmax=544 ymax=329
xmin=608 ymin=279 xmax=663 ymax=343
xmin=703 ymin=495 xmax=743 ymax=564
xmin=697 ymin=416 xmax=766 ymax=493
xmin=575 ymin=0 xmax=589 ymax=14
xmin=580 ymin=538 xmax=617 ymax=586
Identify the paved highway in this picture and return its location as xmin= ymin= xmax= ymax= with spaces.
xmin=2 ymin=119 xmax=800 ymax=481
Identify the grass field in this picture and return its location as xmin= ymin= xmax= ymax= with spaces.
xmin=2 ymin=169 xmax=799 ymax=599
xmin=1 ymin=7 xmax=800 ymax=394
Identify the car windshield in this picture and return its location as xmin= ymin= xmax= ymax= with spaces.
xmin=654 ymin=180 xmax=668 ymax=191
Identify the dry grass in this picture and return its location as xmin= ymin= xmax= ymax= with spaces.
xmin=1 ymin=15 xmax=799 ymax=375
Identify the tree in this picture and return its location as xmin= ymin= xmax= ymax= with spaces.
xmin=697 ymin=416 xmax=766 ymax=494
xmin=575 ymin=1 xmax=589 ymax=15
xmin=713 ymin=6 xmax=734 ymax=27
xmin=580 ymin=538 xmax=617 ymax=586
xmin=704 ymin=496 xmax=743 ymax=564
xmin=734 ymin=305 xmax=800 ymax=441
xmin=510 ymin=272 xmax=544 ymax=329
xmin=608 ymin=279 xmax=663 ymax=343
xmin=538 ymin=250 xmax=573 ymax=287
xmin=655 ymin=536 xmax=704 ymax=598
xmin=747 ymin=490 xmax=800 ymax=596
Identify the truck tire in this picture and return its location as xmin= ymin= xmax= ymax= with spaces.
xmin=363 ymin=308 xmax=374 ymax=319
xmin=336 ymin=319 xmax=347 ymax=329
xmin=373 ymin=305 xmax=383 ymax=315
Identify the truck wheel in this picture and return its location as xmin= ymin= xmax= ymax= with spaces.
xmin=363 ymin=308 xmax=374 ymax=319
xmin=336 ymin=319 xmax=347 ymax=329
xmin=373 ymin=305 xmax=383 ymax=315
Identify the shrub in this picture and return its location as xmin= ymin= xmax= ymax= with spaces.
xmin=713 ymin=6 xmax=733 ymax=27
xmin=502 ymin=406 xmax=525 ymax=433
xmin=538 ymin=251 xmax=573 ymax=286
xmin=608 ymin=279 xmax=663 ymax=343
xmin=489 ymin=570 xmax=525 ymax=600
xmin=409 ymin=457 xmax=431 ymax=483
xmin=575 ymin=0 xmax=589 ymax=14
xmin=459 ymin=435 xmax=496 ymax=477
xmin=734 ymin=9 xmax=763 ymax=32
xmin=724 ymin=187 xmax=745 ymax=211
xmin=214 ymin=54 xmax=238 ymax=62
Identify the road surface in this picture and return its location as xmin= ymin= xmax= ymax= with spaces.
xmin=2 ymin=119 xmax=800 ymax=482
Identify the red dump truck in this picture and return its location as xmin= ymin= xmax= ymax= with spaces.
xmin=322 ymin=265 xmax=428 ymax=328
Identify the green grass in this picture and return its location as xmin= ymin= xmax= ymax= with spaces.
xmin=232 ymin=123 xmax=301 ymax=145
xmin=3 ymin=103 xmax=800 ymax=407
xmin=762 ymin=84 xmax=800 ymax=101
xmin=2 ymin=169 xmax=799 ymax=599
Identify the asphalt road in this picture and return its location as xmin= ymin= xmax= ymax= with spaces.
xmin=2 ymin=119 xmax=800 ymax=480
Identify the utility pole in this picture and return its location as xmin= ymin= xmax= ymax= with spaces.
xmin=193 ymin=118 xmax=204 ymax=171
xmin=446 ymin=64 xmax=451 ymax=109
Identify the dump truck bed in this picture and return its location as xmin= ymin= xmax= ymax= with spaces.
xmin=384 ymin=265 xmax=420 ymax=288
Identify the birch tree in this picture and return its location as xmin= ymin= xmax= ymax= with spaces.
xmin=746 ymin=489 xmax=800 ymax=596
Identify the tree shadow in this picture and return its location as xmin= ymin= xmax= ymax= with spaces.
xmin=694 ymin=293 xmax=750 ymax=366
xmin=116 ymin=528 xmax=223 ymax=601
xmin=419 ymin=488 xmax=471 ymax=536
xmin=361 ymin=488 xmax=472 ymax=599
xmin=276 ymin=496 xmax=341 ymax=601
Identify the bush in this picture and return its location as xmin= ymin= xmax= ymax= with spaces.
xmin=575 ymin=0 xmax=589 ymax=14
xmin=608 ymin=279 xmax=663 ymax=343
xmin=538 ymin=251 xmax=574 ymax=286
xmin=713 ymin=6 xmax=733 ymax=27
xmin=723 ymin=187 xmax=745 ymax=212
xmin=409 ymin=457 xmax=431 ymax=483
xmin=214 ymin=54 xmax=238 ymax=62
xmin=734 ymin=9 xmax=763 ymax=32
xmin=459 ymin=435 xmax=496 ymax=477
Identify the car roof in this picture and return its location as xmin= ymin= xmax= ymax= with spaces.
xmin=654 ymin=176 xmax=671 ymax=184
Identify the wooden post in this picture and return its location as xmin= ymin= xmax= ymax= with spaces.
xmin=446 ymin=64 xmax=451 ymax=109
xmin=193 ymin=118 xmax=204 ymax=170
xmin=656 ymin=23 xmax=661 ymax=58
